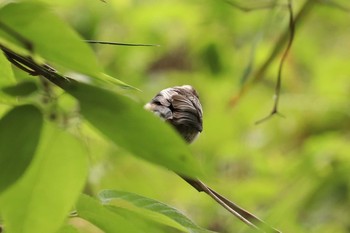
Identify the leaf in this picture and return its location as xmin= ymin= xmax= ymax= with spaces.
xmin=106 ymin=205 xmax=188 ymax=233
xmin=0 ymin=1 xmax=101 ymax=77
xmin=77 ymin=194 xmax=186 ymax=233
xmin=0 ymin=123 xmax=88 ymax=233
xmin=65 ymin=81 xmax=201 ymax=177
xmin=99 ymin=190 xmax=213 ymax=233
xmin=98 ymin=73 xmax=141 ymax=91
xmin=106 ymin=206 xmax=180 ymax=233
xmin=76 ymin=194 xmax=144 ymax=233
xmin=0 ymin=2 xmax=135 ymax=90
xmin=0 ymin=105 xmax=43 ymax=193
xmin=2 ymin=81 xmax=38 ymax=97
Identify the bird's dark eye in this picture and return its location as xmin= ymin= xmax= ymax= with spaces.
xmin=153 ymin=100 xmax=161 ymax=105
xmin=167 ymin=102 xmax=174 ymax=112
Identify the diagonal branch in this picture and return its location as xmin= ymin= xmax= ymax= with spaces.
xmin=1 ymin=46 xmax=71 ymax=89
xmin=255 ymin=0 xmax=294 ymax=124
xmin=85 ymin=40 xmax=159 ymax=47
xmin=229 ymin=0 xmax=316 ymax=107
xmin=181 ymin=175 xmax=281 ymax=232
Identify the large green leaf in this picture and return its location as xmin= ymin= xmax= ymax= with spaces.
xmin=0 ymin=105 xmax=43 ymax=193
xmin=0 ymin=2 xmax=137 ymax=90
xmin=76 ymin=194 xmax=145 ymax=233
xmin=0 ymin=1 xmax=100 ymax=77
xmin=0 ymin=123 xmax=88 ymax=233
xmin=99 ymin=190 xmax=213 ymax=233
xmin=65 ymin=81 xmax=201 ymax=177
xmin=77 ymin=194 xmax=185 ymax=233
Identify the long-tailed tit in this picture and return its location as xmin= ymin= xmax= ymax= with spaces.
xmin=144 ymin=85 xmax=203 ymax=143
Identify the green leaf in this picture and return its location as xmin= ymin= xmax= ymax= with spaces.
xmin=0 ymin=105 xmax=43 ymax=193
xmin=98 ymin=73 xmax=141 ymax=91
xmin=99 ymin=190 xmax=213 ymax=233
xmin=0 ymin=1 xmax=101 ymax=77
xmin=65 ymin=81 xmax=201 ymax=177
xmin=106 ymin=206 xmax=180 ymax=233
xmin=0 ymin=122 xmax=88 ymax=233
xmin=2 ymin=81 xmax=38 ymax=97
xmin=76 ymin=194 xmax=144 ymax=233
xmin=77 ymin=194 xmax=182 ymax=233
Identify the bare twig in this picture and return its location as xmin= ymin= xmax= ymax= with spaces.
xmin=0 ymin=45 xmax=70 ymax=89
xmin=255 ymin=0 xmax=294 ymax=124
xmin=85 ymin=40 xmax=159 ymax=47
xmin=229 ymin=0 xmax=316 ymax=107
xmin=181 ymin=176 xmax=281 ymax=232
xmin=181 ymin=176 xmax=259 ymax=230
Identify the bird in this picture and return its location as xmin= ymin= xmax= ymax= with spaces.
xmin=144 ymin=85 xmax=203 ymax=143
xmin=144 ymin=85 xmax=280 ymax=233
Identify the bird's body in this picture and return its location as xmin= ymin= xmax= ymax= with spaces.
xmin=144 ymin=85 xmax=203 ymax=143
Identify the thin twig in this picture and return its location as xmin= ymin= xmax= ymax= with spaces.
xmin=255 ymin=0 xmax=294 ymax=125
xmin=180 ymin=175 xmax=281 ymax=232
xmin=85 ymin=40 xmax=159 ymax=47
xmin=0 ymin=45 xmax=70 ymax=89
xmin=181 ymin=176 xmax=260 ymax=230
xmin=3 ymin=51 xmax=38 ymax=75
xmin=229 ymin=0 xmax=316 ymax=107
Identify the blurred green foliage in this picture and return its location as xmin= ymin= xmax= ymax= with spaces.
xmin=1 ymin=0 xmax=350 ymax=232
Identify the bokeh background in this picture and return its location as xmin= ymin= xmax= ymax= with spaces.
xmin=39 ymin=0 xmax=350 ymax=232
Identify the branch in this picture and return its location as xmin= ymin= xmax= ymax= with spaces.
xmin=1 ymin=46 xmax=71 ymax=89
xmin=181 ymin=175 xmax=281 ymax=232
xmin=85 ymin=40 xmax=159 ymax=47
xmin=255 ymin=0 xmax=294 ymax=124
xmin=229 ymin=0 xmax=317 ymax=107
